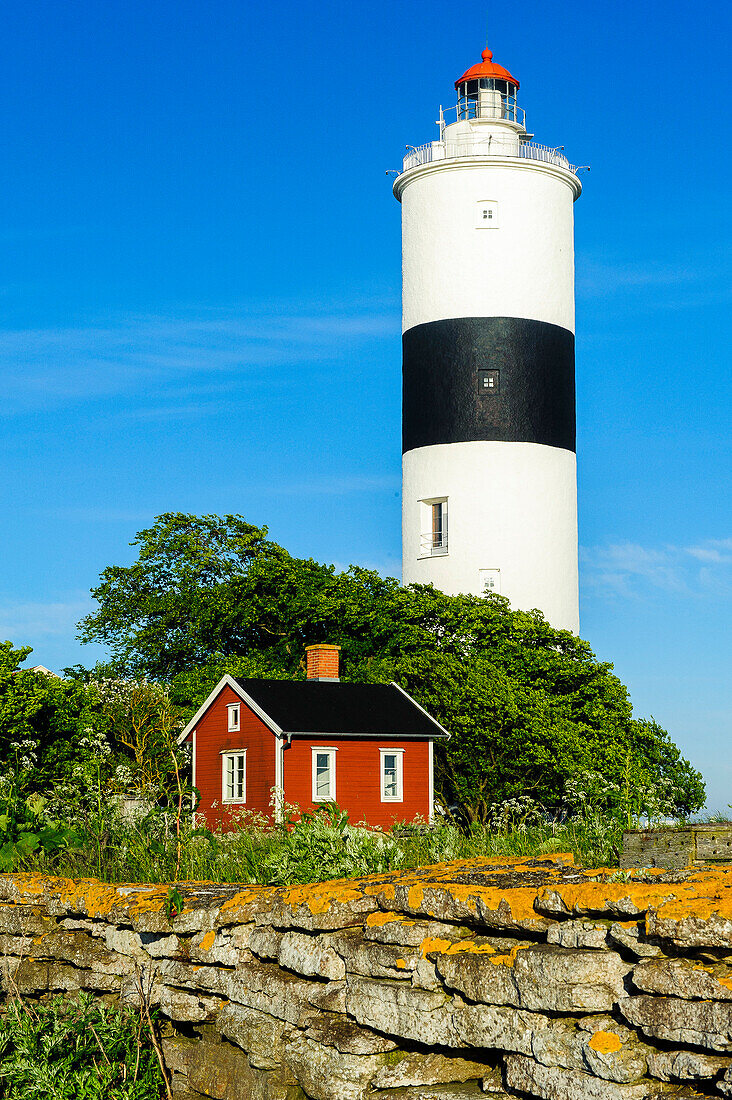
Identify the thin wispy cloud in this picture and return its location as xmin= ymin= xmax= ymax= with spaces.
xmin=0 ymin=306 xmax=399 ymax=412
xmin=581 ymin=537 xmax=732 ymax=599
xmin=685 ymin=538 xmax=732 ymax=565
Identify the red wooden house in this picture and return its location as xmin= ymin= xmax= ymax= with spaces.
xmin=179 ymin=645 xmax=449 ymax=830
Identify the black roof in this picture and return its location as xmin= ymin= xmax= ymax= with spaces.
xmin=233 ymin=678 xmax=448 ymax=739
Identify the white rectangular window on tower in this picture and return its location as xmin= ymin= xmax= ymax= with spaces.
xmin=475 ymin=200 xmax=499 ymax=228
xmin=479 ymin=568 xmax=501 ymax=595
xmin=419 ymin=498 xmax=448 ymax=558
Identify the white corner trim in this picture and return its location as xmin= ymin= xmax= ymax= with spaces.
xmin=178 ymin=674 xmax=284 ymax=743
xmin=428 ymin=739 xmax=434 ymax=824
xmin=274 ymin=734 xmax=284 ymax=824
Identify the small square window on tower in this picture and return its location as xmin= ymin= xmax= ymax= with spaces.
xmin=475 ymin=200 xmax=499 ymax=228
xmin=478 ymin=369 xmax=499 ymax=394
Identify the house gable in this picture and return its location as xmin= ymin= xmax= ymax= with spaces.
xmin=179 ymin=674 xmax=283 ymax=743
xmin=187 ymin=681 xmax=278 ymax=826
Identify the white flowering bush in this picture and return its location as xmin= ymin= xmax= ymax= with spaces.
xmin=92 ymin=677 xmax=183 ymax=796
xmin=485 ymin=795 xmax=546 ymax=833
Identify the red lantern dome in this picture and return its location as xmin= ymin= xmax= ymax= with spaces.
xmin=455 ymin=48 xmax=519 ymax=90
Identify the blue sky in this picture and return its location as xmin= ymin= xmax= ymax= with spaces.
xmin=1 ymin=0 xmax=730 ymax=808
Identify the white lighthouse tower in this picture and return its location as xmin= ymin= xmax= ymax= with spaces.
xmin=395 ymin=45 xmax=582 ymax=633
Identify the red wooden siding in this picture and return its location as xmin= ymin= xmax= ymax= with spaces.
xmin=193 ymin=685 xmax=276 ymax=829
xmin=283 ymin=737 xmax=430 ymax=828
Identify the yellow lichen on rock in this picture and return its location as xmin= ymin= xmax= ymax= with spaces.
xmin=366 ymin=911 xmax=414 ymax=928
xmin=198 ymin=930 xmax=216 ymax=952
xmin=283 ymin=879 xmax=366 ymax=915
xmin=488 ymin=943 xmax=532 ymax=968
xmin=587 ymin=1031 xmax=623 ymax=1054
xmin=419 ymin=937 xmax=454 ymax=957
xmin=419 ymin=936 xmax=497 ymax=958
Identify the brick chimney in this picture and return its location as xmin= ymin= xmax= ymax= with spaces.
xmin=305 ymin=644 xmax=340 ymax=682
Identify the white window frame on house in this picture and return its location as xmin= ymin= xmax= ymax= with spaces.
xmin=380 ymin=748 xmax=404 ymax=802
xmin=221 ymin=750 xmax=246 ymax=804
xmin=311 ymin=747 xmax=337 ymax=802
xmin=418 ymin=497 xmax=448 ymax=558
xmin=227 ymin=703 xmax=241 ymax=732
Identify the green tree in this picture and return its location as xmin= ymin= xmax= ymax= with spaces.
xmin=79 ymin=513 xmax=705 ymax=818
xmin=0 ymin=641 xmax=103 ymax=792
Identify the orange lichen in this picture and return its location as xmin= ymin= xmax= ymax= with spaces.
xmin=587 ymin=1031 xmax=623 ymax=1054
xmin=420 ymin=937 xmax=454 ymax=957
xmin=395 ymin=958 xmax=407 ymax=968
xmin=366 ymin=911 xmax=414 ymax=928
xmin=282 ymin=879 xmax=366 ymax=915
xmin=489 ymin=943 xmax=531 ymax=968
xmin=419 ymin=936 xmax=497 ymax=959
xmin=408 ymin=884 xmax=426 ymax=908
xmin=198 ymin=930 xmax=216 ymax=952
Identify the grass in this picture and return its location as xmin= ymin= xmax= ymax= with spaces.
xmin=23 ymin=802 xmax=629 ymax=886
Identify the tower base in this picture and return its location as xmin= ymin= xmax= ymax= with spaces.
xmin=402 ymin=441 xmax=579 ymax=633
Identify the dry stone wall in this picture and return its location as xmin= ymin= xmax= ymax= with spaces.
xmin=2 ymin=856 xmax=732 ymax=1099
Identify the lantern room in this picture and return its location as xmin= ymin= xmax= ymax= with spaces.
xmin=454 ymin=48 xmax=524 ymax=128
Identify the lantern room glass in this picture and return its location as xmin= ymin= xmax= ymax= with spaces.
xmin=457 ymin=78 xmax=520 ymax=123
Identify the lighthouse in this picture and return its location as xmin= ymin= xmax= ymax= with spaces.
xmin=394 ymin=45 xmax=582 ymax=633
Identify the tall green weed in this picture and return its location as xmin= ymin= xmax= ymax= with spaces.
xmin=0 ymin=994 xmax=164 ymax=1099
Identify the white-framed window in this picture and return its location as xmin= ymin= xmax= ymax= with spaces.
xmin=221 ymin=750 xmax=246 ymax=803
xmin=479 ymin=568 xmax=501 ymax=595
xmin=419 ymin=497 xmax=448 ymax=558
xmin=312 ymin=748 xmax=337 ymax=802
xmin=380 ymin=749 xmax=404 ymax=802
xmin=227 ymin=703 xmax=241 ymax=732
xmin=475 ymin=200 xmax=499 ymax=228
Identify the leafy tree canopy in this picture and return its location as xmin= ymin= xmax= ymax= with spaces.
xmin=78 ymin=513 xmax=705 ymax=819
xmin=0 ymin=641 xmax=100 ymax=789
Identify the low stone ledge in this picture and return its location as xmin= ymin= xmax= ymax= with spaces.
xmin=2 ymin=857 xmax=732 ymax=1099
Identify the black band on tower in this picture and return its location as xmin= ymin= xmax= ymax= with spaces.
xmin=402 ymin=316 xmax=575 ymax=454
